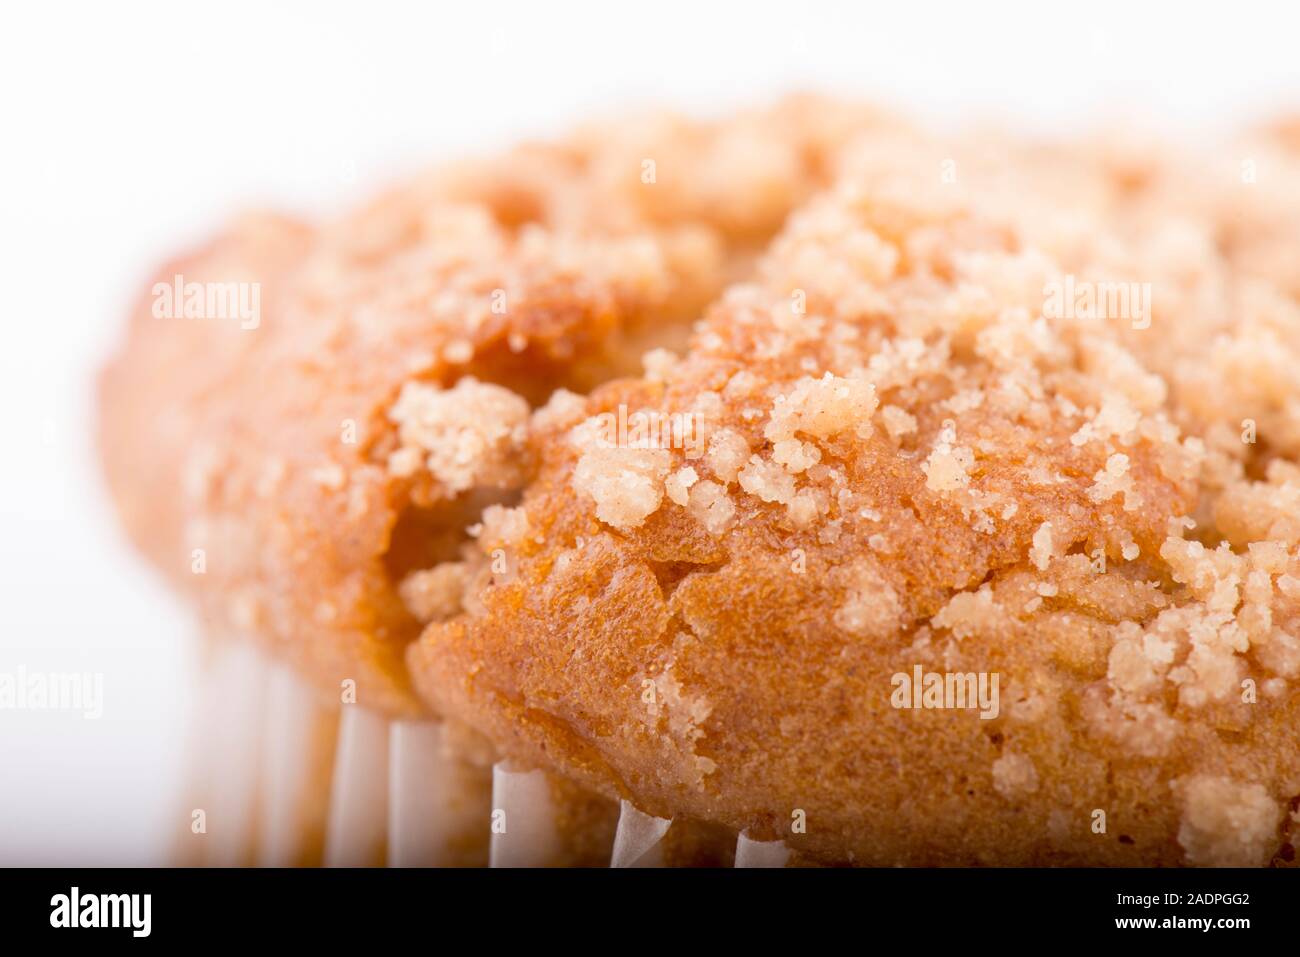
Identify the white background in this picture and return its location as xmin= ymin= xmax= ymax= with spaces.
xmin=1 ymin=1 xmax=1296 ymax=864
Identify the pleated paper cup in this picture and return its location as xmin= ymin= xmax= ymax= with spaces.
xmin=178 ymin=633 xmax=794 ymax=868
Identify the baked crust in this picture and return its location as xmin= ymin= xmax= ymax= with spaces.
xmin=410 ymin=124 xmax=1300 ymax=865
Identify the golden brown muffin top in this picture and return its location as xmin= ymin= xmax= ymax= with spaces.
xmin=409 ymin=119 xmax=1300 ymax=865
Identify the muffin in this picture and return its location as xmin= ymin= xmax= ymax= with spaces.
xmin=99 ymin=97 xmax=886 ymax=865
xmin=100 ymin=99 xmax=1300 ymax=866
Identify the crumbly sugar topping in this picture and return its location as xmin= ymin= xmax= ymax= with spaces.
xmin=388 ymin=377 xmax=530 ymax=494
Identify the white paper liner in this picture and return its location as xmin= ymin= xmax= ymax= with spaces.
xmin=197 ymin=639 xmax=269 ymax=865
xmin=488 ymin=762 xmax=564 ymax=867
xmin=734 ymin=831 xmax=791 ymax=868
xmin=323 ymin=706 xmax=389 ymax=866
xmin=610 ymin=799 xmax=671 ymax=868
xmin=256 ymin=662 xmax=334 ymax=865
xmin=388 ymin=720 xmax=491 ymax=866
xmin=189 ymin=641 xmax=789 ymax=868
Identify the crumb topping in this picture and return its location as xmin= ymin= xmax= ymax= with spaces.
xmin=388 ymin=377 xmax=529 ymax=494
xmin=1176 ymin=775 xmax=1281 ymax=867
